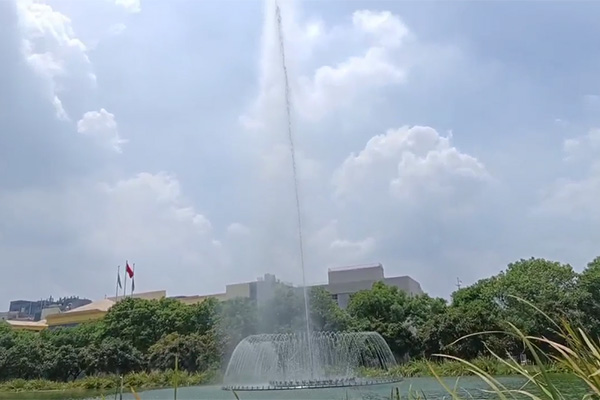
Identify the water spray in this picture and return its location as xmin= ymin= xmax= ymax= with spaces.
xmin=274 ymin=1 xmax=314 ymax=375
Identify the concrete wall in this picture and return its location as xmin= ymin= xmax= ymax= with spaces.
xmin=107 ymin=290 xmax=166 ymax=302
xmin=174 ymin=293 xmax=228 ymax=305
xmin=328 ymin=264 xmax=384 ymax=285
xmin=40 ymin=306 xmax=62 ymax=320
xmin=324 ymin=264 xmax=424 ymax=309
xmin=383 ymin=276 xmax=424 ymax=296
xmin=0 ymin=311 xmax=18 ymax=321
xmin=225 ymin=282 xmax=251 ymax=300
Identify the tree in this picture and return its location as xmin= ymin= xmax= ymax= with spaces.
xmin=577 ymin=257 xmax=600 ymax=335
xmin=102 ymin=298 xmax=162 ymax=352
xmin=147 ymin=332 xmax=220 ymax=373
xmin=347 ymin=282 xmax=421 ymax=359
xmin=493 ymin=258 xmax=580 ymax=348
xmin=82 ymin=338 xmax=144 ymax=375
xmin=217 ymin=297 xmax=258 ymax=357
xmin=309 ymin=287 xmax=351 ymax=332
xmin=44 ymin=345 xmax=82 ymax=382
xmin=259 ymin=286 xmax=306 ymax=334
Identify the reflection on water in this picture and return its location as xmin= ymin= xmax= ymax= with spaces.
xmin=0 ymin=375 xmax=588 ymax=400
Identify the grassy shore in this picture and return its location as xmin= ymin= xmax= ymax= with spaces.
xmin=0 ymin=357 xmax=568 ymax=393
xmin=363 ymin=357 xmax=568 ymax=378
xmin=0 ymin=369 xmax=218 ymax=393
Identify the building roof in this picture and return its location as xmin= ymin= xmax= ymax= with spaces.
xmin=106 ymin=290 xmax=166 ymax=302
xmin=328 ymin=263 xmax=383 ymax=272
xmin=5 ymin=319 xmax=48 ymax=331
xmin=65 ymin=298 xmax=114 ymax=313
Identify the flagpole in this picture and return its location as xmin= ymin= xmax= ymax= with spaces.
xmin=123 ymin=260 xmax=128 ymax=298
xmin=131 ymin=263 xmax=136 ymax=295
xmin=115 ymin=265 xmax=121 ymax=300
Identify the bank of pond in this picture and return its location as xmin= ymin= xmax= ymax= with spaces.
xmin=0 ymin=358 xmax=570 ymax=394
xmin=0 ymin=374 xmax=589 ymax=400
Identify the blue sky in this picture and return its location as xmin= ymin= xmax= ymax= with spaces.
xmin=1 ymin=0 xmax=599 ymax=307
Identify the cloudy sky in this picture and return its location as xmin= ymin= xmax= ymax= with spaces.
xmin=1 ymin=0 xmax=599 ymax=307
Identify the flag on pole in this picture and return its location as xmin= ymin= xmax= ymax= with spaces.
xmin=126 ymin=262 xmax=134 ymax=279
xmin=131 ymin=263 xmax=136 ymax=294
xmin=115 ymin=265 xmax=122 ymax=300
xmin=123 ymin=261 xmax=129 ymax=297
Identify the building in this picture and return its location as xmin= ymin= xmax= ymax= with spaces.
xmin=2 ymin=265 xmax=423 ymax=331
xmin=318 ymin=263 xmax=423 ymax=309
xmin=8 ymin=296 xmax=92 ymax=321
xmin=0 ymin=311 xmax=18 ymax=321
xmin=46 ymin=291 xmax=167 ymax=329
xmin=174 ymin=273 xmax=285 ymax=306
xmin=5 ymin=319 xmax=48 ymax=332
xmin=106 ymin=290 xmax=166 ymax=303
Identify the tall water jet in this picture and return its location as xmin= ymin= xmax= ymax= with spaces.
xmin=274 ymin=0 xmax=313 ymax=370
xmin=221 ymin=2 xmax=404 ymax=393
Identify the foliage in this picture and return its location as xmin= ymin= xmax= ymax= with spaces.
xmin=0 ymin=369 xmax=216 ymax=393
xmin=147 ymin=332 xmax=220 ymax=373
xmin=431 ymin=298 xmax=599 ymax=400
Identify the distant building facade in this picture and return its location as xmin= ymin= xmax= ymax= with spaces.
xmin=174 ymin=273 xmax=284 ymax=306
xmin=8 ymin=296 xmax=92 ymax=321
xmin=315 ymin=263 xmax=424 ymax=309
xmin=0 ymin=311 xmax=18 ymax=321
xmin=2 ymin=264 xmax=423 ymax=331
xmin=175 ymin=265 xmax=423 ymax=310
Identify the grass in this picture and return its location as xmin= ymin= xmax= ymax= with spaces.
xmin=0 ymin=369 xmax=218 ymax=393
xmin=362 ymin=357 xmax=569 ymax=379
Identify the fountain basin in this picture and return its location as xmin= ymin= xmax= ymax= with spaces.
xmin=222 ymin=331 xmax=400 ymax=391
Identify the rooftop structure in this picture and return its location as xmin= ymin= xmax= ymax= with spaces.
xmin=173 ymin=273 xmax=285 ymax=306
xmin=8 ymin=296 xmax=92 ymax=321
xmin=317 ymin=263 xmax=423 ymax=309
xmin=5 ymin=319 xmax=48 ymax=332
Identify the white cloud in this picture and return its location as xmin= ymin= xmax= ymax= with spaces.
xmin=227 ymin=223 xmax=251 ymax=236
xmin=107 ymin=23 xmax=127 ymax=36
xmin=260 ymin=144 xmax=321 ymax=181
xmin=112 ymin=0 xmax=141 ymax=13
xmin=241 ymin=3 xmax=410 ymax=133
xmin=334 ymin=126 xmax=489 ymax=203
xmin=352 ymin=10 xmax=409 ymax=48
xmin=539 ymin=128 xmax=600 ymax=220
xmin=17 ymin=1 xmax=96 ymax=120
xmin=77 ymin=109 xmax=127 ymax=153
xmin=0 ymin=172 xmax=229 ymax=301
xmin=563 ymin=128 xmax=600 ymax=162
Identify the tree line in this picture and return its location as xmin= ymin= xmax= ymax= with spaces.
xmin=1 ymin=256 xmax=599 ymax=382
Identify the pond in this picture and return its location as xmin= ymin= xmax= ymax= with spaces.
xmin=0 ymin=375 xmax=588 ymax=400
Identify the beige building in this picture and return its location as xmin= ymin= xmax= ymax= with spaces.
xmin=315 ymin=263 xmax=424 ymax=309
xmin=173 ymin=274 xmax=282 ymax=305
xmin=3 ymin=265 xmax=423 ymax=331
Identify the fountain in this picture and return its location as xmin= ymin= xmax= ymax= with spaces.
xmin=219 ymin=1 xmax=402 ymax=392
xmin=222 ymin=331 xmax=402 ymax=391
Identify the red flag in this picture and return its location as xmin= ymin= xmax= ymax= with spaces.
xmin=126 ymin=262 xmax=134 ymax=278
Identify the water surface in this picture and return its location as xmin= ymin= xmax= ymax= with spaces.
xmin=0 ymin=376 xmax=588 ymax=400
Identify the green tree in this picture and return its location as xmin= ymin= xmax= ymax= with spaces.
xmin=102 ymin=298 xmax=161 ymax=352
xmin=259 ymin=286 xmax=306 ymax=333
xmin=309 ymin=287 xmax=351 ymax=332
xmin=147 ymin=332 xmax=220 ymax=373
xmin=82 ymin=338 xmax=144 ymax=375
xmin=217 ymin=297 xmax=258 ymax=356
xmin=347 ymin=282 xmax=421 ymax=359
xmin=44 ymin=344 xmax=82 ymax=382
xmin=577 ymin=256 xmax=600 ymax=335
